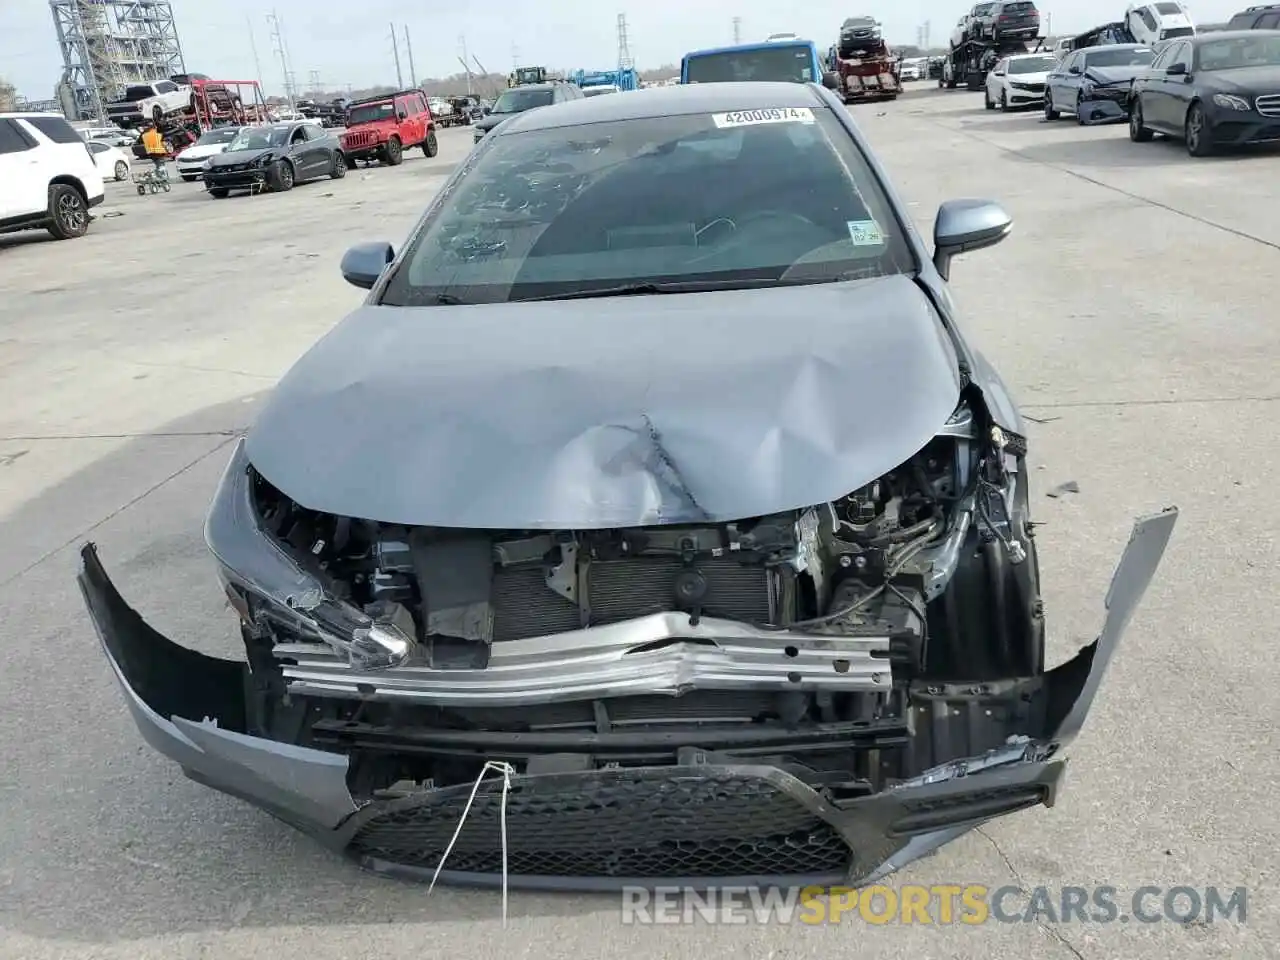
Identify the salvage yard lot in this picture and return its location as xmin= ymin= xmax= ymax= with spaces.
xmin=0 ymin=96 xmax=1275 ymax=959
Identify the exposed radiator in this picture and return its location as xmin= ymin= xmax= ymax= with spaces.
xmin=491 ymin=556 xmax=773 ymax=642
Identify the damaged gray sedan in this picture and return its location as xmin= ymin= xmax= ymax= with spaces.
xmin=79 ymin=81 xmax=1176 ymax=889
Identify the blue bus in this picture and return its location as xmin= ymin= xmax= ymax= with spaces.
xmin=680 ymin=39 xmax=837 ymax=88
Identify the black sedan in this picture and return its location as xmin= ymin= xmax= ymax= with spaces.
xmin=202 ymin=120 xmax=346 ymax=197
xmin=78 ymin=81 xmax=1176 ymax=890
xmin=1045 ymin=43 xmax=1156 ymax=123
xmin=1129 ymin=29 xmax=1280 ymax=155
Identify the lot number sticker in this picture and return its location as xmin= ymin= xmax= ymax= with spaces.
xmin=847 ymin=219 xmax=884 ymax=246
xmin=711 ymin=107 xmax=815 ymax=128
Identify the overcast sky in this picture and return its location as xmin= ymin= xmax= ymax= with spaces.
xmin=1 ymin=0 xmax=1248 ymax=97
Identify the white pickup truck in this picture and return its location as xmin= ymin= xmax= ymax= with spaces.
xmin=106 ymin=79 xmax=192 ymax=128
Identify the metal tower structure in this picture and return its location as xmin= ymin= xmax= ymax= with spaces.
xmin=267 ymin=10 xmax=297 ymax=106
xmin=50 ymin=0 xmax=187 ymax=121
xmin=733 ymin=16 xmax=742 ymax=44
xmin=616 ymin=13 xmax=634 ymax=74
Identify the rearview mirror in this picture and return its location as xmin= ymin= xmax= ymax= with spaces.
xmin=1166 ymin=62 xmax=1187 ymax=75
xmin=341 ymin=241 xmax=394 ymax=289
xmin=932 ymin=199 xmax=1012 ymax=281
xmin=1068 ymin=64 xmax=1082 ymax=74
xmin=822 ymin=71 xmax=840 ymax=90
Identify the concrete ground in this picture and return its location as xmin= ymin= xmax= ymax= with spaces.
xmin=0 ymin=94 xmax=1275 ymax=959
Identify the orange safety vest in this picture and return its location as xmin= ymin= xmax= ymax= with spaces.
xmin=141 ymin=129 xmax=165 ymax=155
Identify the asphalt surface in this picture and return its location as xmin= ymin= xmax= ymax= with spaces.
xmin=0 ymin=95 xmax=1276 ymax=958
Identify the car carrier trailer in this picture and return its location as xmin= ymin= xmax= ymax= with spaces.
xmin=940 ymin=36 xmax=1047 ymax=91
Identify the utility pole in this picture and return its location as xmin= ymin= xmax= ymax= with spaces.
xmin=246 ymin=16 xmax=266 ymax=95
xmin=267 ymin=10 xmax=296 ymax=108
xmin=308 ymin=70 xmax=321 ymax=95
xmin=923 ymin=21 xmax=931 ymax=50
xmin=459 ymin=35 xmax=471 ymax=93
xmin=1045 ymin=12 xmax=1052 ymax=36
xmin=732 ymin=16 xmax=742 ymax=44
xmin=390 ymin=23 xmax=403 ymax=88
xmin=617 ymin=13 xmax=634 ymax=73
xmin=403 ymin=26 xmax=417 ymax=87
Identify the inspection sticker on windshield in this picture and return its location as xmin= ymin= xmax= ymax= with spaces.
xmin=847 ymin=219 xmax=884 ymax=246
xmin=711 ymin=107 xmax=815 ymax=128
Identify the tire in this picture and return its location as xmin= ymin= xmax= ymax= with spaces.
xmin=1129 ymin=97 xmax=1153 ymax=142
xmin=1043 ymin=91 xmax=1058 ymax=120
xmin=113 ymin=160 xmax=129 ymax=181
xmin=152 ymin=104 xmax=163 ymax=125
xmin=330 ymin=151 xmax=346 ymax=178
xmin=1074 ymin=93 xmax=1087 ymax=124
xmin=46 ymin=183 xmax=89 ymax=240
xmin=137 ymin=186 xmax=146 ymax=196
xmin=208 ymin=188 xmax=229 ymax=198
xmin=984 ymin=88 xmax=994 ymax=109
xmin=423 ymin=130 xmax=438 ymax=157
xmin=1000 ymin=91 xmax=1009 ymax=111
xmin=383 ymin=136 xmax=403 ymax=165
xmin=269 ymin=159 xmax=295 ymax=191
xmin=1185 ymin=102 xmax=1213 ymax=156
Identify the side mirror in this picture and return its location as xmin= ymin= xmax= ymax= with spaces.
xmin=482 ymin=106 xmax=492 ymax=115
xmin=822 ymin=71 xmax=840 ymax=90
xmin=340 ymin=241 xmax=394 ymax=290
xmin=1068 ymin=65 xmax=1082 ymax=75
xmin=932 ymin=199 xmax=1012 ymax=281
xmin=1166 ymin=62 xmax=1187 ymax=75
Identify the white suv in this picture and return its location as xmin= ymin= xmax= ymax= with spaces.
xmin=0 ymin=112 xmax=106 ymax=241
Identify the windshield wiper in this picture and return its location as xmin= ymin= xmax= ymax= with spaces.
xmin=518 ymin=275 xmax=875 ymax=302
xmin=520 ymin=279 xmax=797 ymax=302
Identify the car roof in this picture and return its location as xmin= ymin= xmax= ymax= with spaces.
xmin=499 ymin=82 xmax=826 ymax=134
xmin=685 ymin=39 xmax=816 ymax=58
xmin=500 ymin=82 xmax=560 ymax=91
xmin=0 ymin=111 xmax=68 ymax=119
xmin=1076 ymin=42 xmax=1150 ymax=51
xmin=1191 ymin=28 xmax=1280 ymax=41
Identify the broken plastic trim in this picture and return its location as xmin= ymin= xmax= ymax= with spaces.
xmin=77 ymin=506 xmax=1177 ymax=887
xmin=204 ymin=439 xmax=417 ymax=670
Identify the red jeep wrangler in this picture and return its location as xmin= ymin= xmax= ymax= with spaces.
xmin=340 ymin=89 xmax=439 ymax=165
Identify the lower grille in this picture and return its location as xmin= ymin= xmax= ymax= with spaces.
xmin=492 ymin=557 xmax=772 ymax=642
xmin=349 ymin=769 xmax=852 ymax=878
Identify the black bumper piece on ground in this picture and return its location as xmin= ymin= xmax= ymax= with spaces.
xmin=203 ymin=171 xmax=268 ymax=191
xmin=77 ymin=508 xmax=1177 ymax=890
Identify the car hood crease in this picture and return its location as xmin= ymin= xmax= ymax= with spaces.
xmin=245 ymin=275 xmax=963 ymax=529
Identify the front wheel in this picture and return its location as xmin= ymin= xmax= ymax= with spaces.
xmin=46 ymin=184 xmax=88 ymax=239
xmin=383 ymin=136 xmax=403 ymax=165
xmin=984 ymin=87 xmax=994 ymax=109
xmin=1185 ymin=102 xmax=1213 ymax=156
xmin=113 ymin=160 xmax=130 ymax=181
xmin=423 ymin=130 xmax=438 ymax=157
xmin=269 ymin=159 xmax=295 ymax=191
xmin=1000 ymin=91 xmax=1009 ymax=112
xmin=329 ymin=151 xmax=346 ymax=178
xmin=1043 ymin=91 xmax=1058 ymax=120
xmin=1129 ymin=98 xmax=1153 ymax=141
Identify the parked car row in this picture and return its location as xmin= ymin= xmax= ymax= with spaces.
xmin=982 ymin=29 xmax=1280 ymax=156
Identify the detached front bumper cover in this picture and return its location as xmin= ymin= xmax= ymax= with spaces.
xmin=77 ymin=507 xmax=1177 ymax=889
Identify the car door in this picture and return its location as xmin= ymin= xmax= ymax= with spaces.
xmin=987 ymin=57 xmax=1008 ymax=101
xmin=0 ymin=118 xmax=44 ymax=220
xmin=1047 ymin=52 xmax=1077 ymax=107
xmin=284 ymin=123 xmax=313 ymax=177
xmin=1162 ymin=41 xmax=1197 ymax=130
xmin=297 ymin=123 xmax=328 ymax=176
xmin=1134 ymin=43 xmax=1172 ymax=126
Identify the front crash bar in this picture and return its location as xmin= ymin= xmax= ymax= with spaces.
xmin=76 ymin=506 xmax=1177 ymax=888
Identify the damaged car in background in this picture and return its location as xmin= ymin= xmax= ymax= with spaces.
xmin=1045 ymin=43 xmax=1156 ymax=123
xmin=79 ymin=82 xmax=1176 ymax=889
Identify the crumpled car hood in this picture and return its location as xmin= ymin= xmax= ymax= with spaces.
xmin=245 ymin=275 xmax=963 ymax=529
xmin=1085 ymin=66 xmax=1145 ymax=85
